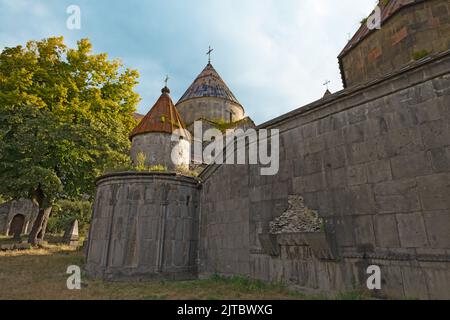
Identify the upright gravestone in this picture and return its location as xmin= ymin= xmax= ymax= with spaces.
xmin=63 ymin=219 xmax=79 ymax=247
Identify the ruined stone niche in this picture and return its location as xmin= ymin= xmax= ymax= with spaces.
xmin=258 ymin=195 xmax=335 ymax=260
xmin=269 ymin=195 xmax=323 ymax=234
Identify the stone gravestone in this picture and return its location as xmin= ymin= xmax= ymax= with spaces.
xmin=63 ymin=219 xmax=79 ymax=247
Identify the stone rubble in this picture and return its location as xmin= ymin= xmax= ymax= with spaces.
xmin=269 ymin=195 xmax=323 ymax=234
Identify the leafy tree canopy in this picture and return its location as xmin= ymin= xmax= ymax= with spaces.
xmin=0 ymin=36 xmax=140 ymax=217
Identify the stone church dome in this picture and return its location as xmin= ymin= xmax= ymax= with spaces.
xmin=130 ymin=86 xmax=188 ymax=139
xmin=130 ymin=86 xmax=190 ymax=169
xmin=177 ymin=63 xmax=242 ymax=106
xmin=176 ymin=63 xmax=245 ymax=126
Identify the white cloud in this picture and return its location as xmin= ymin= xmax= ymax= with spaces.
xmin=0 ymin=0 xmax=378 ymax=123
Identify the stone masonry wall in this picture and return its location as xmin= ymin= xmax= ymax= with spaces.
xmin=131 ymin=132 xmax=191 ymax=170
xmin=176 ymin=96 xmax=245 ymax=126
xmin=341 ymin=0 xmax=450 ymax=87
xmin=85 ymin=172 xmax=201 ymax=280
xmin=0 ymin=199 xmax=38 ymax=235
xmin=198 ymin=51 xmax=450 ymax=299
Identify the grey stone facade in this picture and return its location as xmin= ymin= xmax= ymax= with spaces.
xmin=0 ymin=199 xmax=38 ymax=236
xmin=177 ymin=96 xmax=245 ymax=127
xmin=197 ymin=50 xmax=450 ymax=299
xmin=130 ymin=132 xmax=190 ymax=170
xmin=85 ymin=172 xmax=201 ymax=280
xmin=86 ymin=51 xmax=450 ymax=298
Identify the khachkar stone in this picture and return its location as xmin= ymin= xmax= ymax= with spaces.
xmin=63 ymin=219 xmax=79 ymax=246
xmin=130 ymin=86 xmax=191 ymax=170
xmin=269 ymin=195 xmax=323 ymax=234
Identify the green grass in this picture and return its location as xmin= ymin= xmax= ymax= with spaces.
xmin=0 ymin=239 xmax=376 ymax=300
xmin=0 ymin=244 xmax=311 ymax=300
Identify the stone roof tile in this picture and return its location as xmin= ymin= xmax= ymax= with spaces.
xmin=176 ymin=63 xmax=241 ymax=106
xmin=130 ymin=87 xmax=188 ymax=139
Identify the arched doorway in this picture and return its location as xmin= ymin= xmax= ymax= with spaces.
xmin=8 ymin=214 xmax=25 ymax=238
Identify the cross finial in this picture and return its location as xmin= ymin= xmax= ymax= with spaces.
xmin=206 ymin=46 xmax=214 ymax=64
xmin=323 ymin=80 xmax=331 ymax=90
xmin=164 ymin=75 xmax=170 ymax=87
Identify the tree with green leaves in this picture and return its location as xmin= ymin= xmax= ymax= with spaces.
xmin=0 ymin=37 xmax=140 ymax=244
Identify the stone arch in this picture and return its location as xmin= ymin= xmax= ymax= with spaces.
xmin=8 ymin=214 xmax=25 ymax=237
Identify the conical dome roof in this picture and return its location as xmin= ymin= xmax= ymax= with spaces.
xmin=176 ymin=63 xmax=241 ymax=106
xmin=130 ymin=87 xmax=188 ymax=139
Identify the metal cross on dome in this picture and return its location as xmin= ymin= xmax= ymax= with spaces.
xmin=164 ymin=75 xmax=170 ymax=87
xmin=323 ymin=80 xmax=331 ymax=90
xmin=207 ymin=46 xmax=214 ymax=64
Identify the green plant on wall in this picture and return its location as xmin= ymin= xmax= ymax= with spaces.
xmin=148 ymin=164 xmax=167 ymax=172
xmin=135 ymin=151 xmax=147 ymax=171
xmin=412 ymin=49 xmax=430 ymax=61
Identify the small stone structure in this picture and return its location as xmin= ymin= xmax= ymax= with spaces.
xmin=63 ymin=219 xmax=79 ymax=246
xmin=130 ymin=86 xmax=191 ymax=170
xmin=0 ymin=199 xmax=38 ymax=236
xmin=85 ymin=172 xmax=200 ymax=280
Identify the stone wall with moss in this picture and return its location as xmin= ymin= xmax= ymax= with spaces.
xmin=340 ymin=0 xmax=450 ymax=87
xmin=131 ymin=132 xmax=190 ymax=170
xmin=176 ymin=96 xmax=245 ymax=127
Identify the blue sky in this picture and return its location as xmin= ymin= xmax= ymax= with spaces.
xmin=0 ymin=0 xmax=376 ymax=124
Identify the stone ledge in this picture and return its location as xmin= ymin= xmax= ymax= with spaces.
xmin=342 ymin=252 xmax=450 ymax=262
xmin=258 ymin=232 xmax=336 ymax=261
xmin=96 ymin=171 xmax=201 ymax=187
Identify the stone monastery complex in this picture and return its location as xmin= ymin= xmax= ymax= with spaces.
xmin=2 ymin=0 xmax=450 ymax=299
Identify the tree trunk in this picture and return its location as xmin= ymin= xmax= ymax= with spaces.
xmin=28 ymin=206 xmax=52 ymax=245
xmin=38 ymin=211 xmax=50 ymax=240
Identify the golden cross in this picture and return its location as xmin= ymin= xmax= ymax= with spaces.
xmin=207 ymin=46 xmax=214 ymax=64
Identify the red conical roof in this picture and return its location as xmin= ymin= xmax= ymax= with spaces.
xmin=130 ymin=87 xmax=188 ymax=139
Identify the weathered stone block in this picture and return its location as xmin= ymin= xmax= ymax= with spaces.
xmin=350 ymin=185 xmax=376 ymax=215
xmin=343 ymin=123 xmax=366 ymax=144
xmin=376 ymin=128 xmax=424 ymax=159
xmin=347 ymin=164 xmax=367 ymax=186
xmin=401 ymin=267 xmax=430 ymax=300
xmin=390 ymin=151 xmax=432 ymax=179
xmin=396 ymin=213 xmax=428 ymax=248
xmin=374 ymin=214 xmax=400 ymax=248
xmin=303 ymin=152 xmax=323 ymax=175
xmin=327 ymin=167 xmax=347 ymax=189
xmin=347 ymin=106 xmax=367 ymax=124
xmin=381 ymin=266 xmax=405 ymax=298
xmin=420 ymin=120 xmax=449 ymax=150
xmin=366 ymin=159 xmax=392 ymax=183
xmin=374 ymin=179 xmax=421 ymax=214
xmin=346 ymin=141 xmax=377 ymax=165
xmin=423 ymin=210 xmax=450 ymax=249
xmin=417 ymin=173 xmax=450 ymax=211
xmin=352 ymin=215 xmax=376 ymax=248
xmin=323 ymin=146 xmax=346 ymax=169
xmin=423 ymin=267 xmax=450 ymax=299
xmin=429 ymin=147 xmax=450 ymax=172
